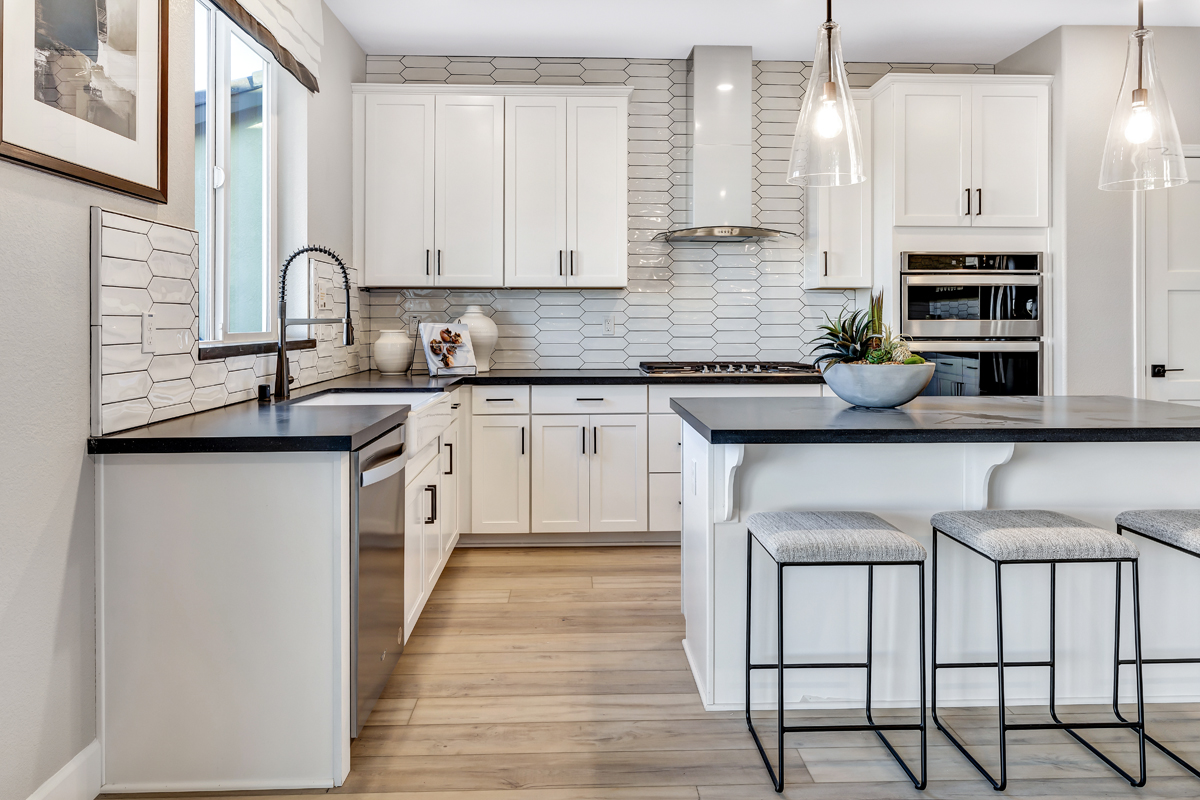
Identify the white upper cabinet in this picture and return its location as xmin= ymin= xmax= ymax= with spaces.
xmin=893 ymin=84 xmax=973 ymax=227
xmin=566 ymin=96 xmax=628 ymax=288
xmin=806 ymin=95 xmax=873 ymax=289
xmin=361 ymin=94 xmax=435 ymax=287
xmin=971 ymin=83 xmax=1049 ymax=227
xmin=355 ymin=85 xmax=631 ymax=289
xmin=884 ymin=77 xmax=1049 ymax=228
xmin=505 ymin=96 xmax=568 ymax=286
xmin=435 ymin=95 xmax=505 ymax=286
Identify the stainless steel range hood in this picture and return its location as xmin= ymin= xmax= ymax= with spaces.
xmin=654 ymin=46 xmax=791 ymax=244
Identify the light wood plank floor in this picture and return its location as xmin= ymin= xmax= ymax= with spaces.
xmin=119 ymin=546 xmax=1200 ymax=799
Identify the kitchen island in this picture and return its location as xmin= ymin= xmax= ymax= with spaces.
xmin=673 ymin=395 xmax=1200 ymax=713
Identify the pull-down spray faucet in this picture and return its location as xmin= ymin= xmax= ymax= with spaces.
xmin=274 ymin=245 xmax=355 ymax=399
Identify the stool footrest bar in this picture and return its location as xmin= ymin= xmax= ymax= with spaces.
xmin=749 ymin=661 xmax=868 ymax=670
xmin=781 ymin=723 xmax=922 ymax=734
xmin=934 ymin=660 xmax=1052 ymax=669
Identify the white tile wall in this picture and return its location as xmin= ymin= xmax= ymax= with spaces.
xmin=362 ymin=56 xmax=993 ymax=371
xmin=90 ymin=209 xmax=366 ymax=434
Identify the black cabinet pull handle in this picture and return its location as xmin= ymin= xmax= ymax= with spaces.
xmin=965 ymin=188 xmax=971 ymax=216
xmin=444 ymin=442 xmax=453 ymax=475
xmin=425 ymin=249 xmax=430 ymax=276
xmin=823 ymin=250 xmax=828 ymax=277
xmin=437 ymin=249 xmax=442 ymax=275
xmin=570 ymin=250 xmax=575 ymax=275
xmin=521 ymin=426 xmax=525 ymax=455
xmin=976 ymin=188 xmax=982 ymax=216
xmin=451 ymin=403 xmax=460 ymax=409
xmin=485 ymin=398 xmax=514 ymax=402
xmin=576 ymin=397 xmax=604 ymax=402
xmin=593 ymin=426 xmax=597 ymax=455
xmin=424 ymin=485 xmax=437 ymax=524
xmin=559 ymin=250 xmax=564 ymax=276
xmin=582 ymin=426 xmax=586 ymax=454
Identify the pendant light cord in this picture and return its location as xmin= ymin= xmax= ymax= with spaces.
xmin=1136 ymin=0 xmax=1144 ymax=91
xmin=826 ymin=0 xmax=833 ymax=80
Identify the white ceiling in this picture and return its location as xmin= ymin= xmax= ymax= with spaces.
xmin=325 ymin=0 xmax=1200 ymax=64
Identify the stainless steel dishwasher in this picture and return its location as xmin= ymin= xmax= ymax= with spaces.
xmin=351 ymin=425 xmax=406 ymax=737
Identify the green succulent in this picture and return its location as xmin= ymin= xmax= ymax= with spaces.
xmin=811 ymin=309 xmax=874 ymax=370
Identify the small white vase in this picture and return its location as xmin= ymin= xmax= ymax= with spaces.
xmin=456 ymin=305 xmax=498 ymax=373
xmin=373 ymin=328 xmax=413 ymax=375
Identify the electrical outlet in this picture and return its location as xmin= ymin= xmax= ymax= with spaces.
xmin=603 ymin=314 xmax=616 ymax=336
xmin=141 ymin=311 xmax=156 ymax=354
xmin=409 ymin=314 xmax=423 ymax=333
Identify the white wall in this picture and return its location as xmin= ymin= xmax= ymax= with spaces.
xmin=0 ymin=0 xmax=194 ymax=794
xmin=0 ymin=1 xmax=364 ymax=796
xmin=999 ymin=26 xmax=1200 ymax=397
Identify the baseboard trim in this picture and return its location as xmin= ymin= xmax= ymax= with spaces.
xmin=457 ymin=531 xmax=681 ymax=547
xmin=27 ymin=740 xmax=100 ymax=800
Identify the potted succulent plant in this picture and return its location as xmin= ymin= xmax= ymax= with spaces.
xmin=811 ymin=295 xmax=934 ymax=408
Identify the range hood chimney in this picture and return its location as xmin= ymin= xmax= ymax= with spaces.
xmin=655 ymin=46 xmax=790 ymax=244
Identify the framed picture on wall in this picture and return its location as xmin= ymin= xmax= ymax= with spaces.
xmin=0 ymin=0 xmax=168 ymax=202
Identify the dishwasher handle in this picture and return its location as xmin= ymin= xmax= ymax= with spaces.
xmin=361 ymin=451 xmax=406 ymax=487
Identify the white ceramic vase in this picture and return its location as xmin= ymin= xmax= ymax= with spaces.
xmin=456 ymin=305 xmax=498 ymax=373
xmin=373 ymin=328 xmax=414 ymax=375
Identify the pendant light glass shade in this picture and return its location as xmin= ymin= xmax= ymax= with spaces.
xmin=787 ymin=21 xmax=864 ymax=187
xmin=1099 ymin=27 xmax=1188 ymax=190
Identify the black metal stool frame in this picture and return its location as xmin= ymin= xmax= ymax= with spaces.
xmin=1114 ymin=523 xmax=1200 ymax=779
xmin=745 ymin=530 xmax=928 ymax=793
xmin=931 ymin=526 xmax=1147 ymax=791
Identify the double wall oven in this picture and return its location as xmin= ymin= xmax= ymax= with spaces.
xmin=900 ymin=252 xmax=1043 ymax=396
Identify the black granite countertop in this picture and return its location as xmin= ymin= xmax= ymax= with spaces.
xmin=671 ymin=395 xmax=1200 ymax=444
xmin=88 ymin=368 xmax=826 ymax=454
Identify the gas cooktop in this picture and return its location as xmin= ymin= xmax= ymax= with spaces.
xmin=638 ymin=361 xmax=819 ymax=376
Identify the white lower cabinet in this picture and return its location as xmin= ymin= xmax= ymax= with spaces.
xmin=649 ymin=472 xmax=682 ymax=531
xmin=649 ymin=413 xmax=683 ymax=473
xmin=471 ymin=414 xmax=530 ymax=533
xmin=531 ymin=412 xmax=648 ymax=533
xmin=440 ymin=420 xmax=459 ymax=553
xmin=404 ymin=447 xmax=442 ymax=638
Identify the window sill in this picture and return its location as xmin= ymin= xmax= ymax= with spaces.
xmin=197 ymin=339 xmax=317 ymax=361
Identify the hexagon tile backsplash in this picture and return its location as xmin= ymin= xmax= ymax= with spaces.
xmin=90 ymin=208 xmax=365 ymax=435
xmin=361 ymin=56 xmax=993 ymax=372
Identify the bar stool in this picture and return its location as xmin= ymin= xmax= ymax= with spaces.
xmin=1115 ymin=509 xmax=1200 ymax=779
xmin=930 ymin=509 xmax=1146 ymax=791
xmin=745 ymin=511 xmax=928 ymax=792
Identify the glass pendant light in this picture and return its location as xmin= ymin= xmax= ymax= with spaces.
xmin=787 ymin=0 xmax=864 ymax=187
xmin=1099 ymin=0 xmax=1188 ymax=190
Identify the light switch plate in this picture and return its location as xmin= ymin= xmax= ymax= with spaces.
xmin=141 ymin=312 xmax=156 ymax=354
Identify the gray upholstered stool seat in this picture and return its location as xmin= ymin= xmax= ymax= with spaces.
xmin=931 ymin=509 xmax=1138 ymax=562
xmin=1117 ymin=509 xmax=1200 ymax=555
xmin=747 ymin=511 xmax=927 ymax=564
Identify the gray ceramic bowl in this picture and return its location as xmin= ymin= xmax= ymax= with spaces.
xmin=821 ymin=362 xmax=935 ymax=408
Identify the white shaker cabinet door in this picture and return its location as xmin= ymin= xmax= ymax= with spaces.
xmin=566 ymin=96 xmax=628 ymax=288
xmin=531 ymin=414 xmax=591 ymax=533
xmin=649 ymin=472 xmax=682 ymax=532
xmin=470 ymin=415 xmax=530 ymax=534
xmin=648 ymin=413 xmax=683 ymax=474
xmin=505 ymin=96 xmax=568 ymax=287
xmin=806 ymin=97 xmax=873 ymax=289
xmin=893 ymin=84 xmax=972 ymax=227
xmin=440 ymin=421 xmax=459 ymax=554
xmin=404 ymin=454 xmax=441 ymax=638
xmin=589 ymin=414 xmax=648 ymax=532
xmin=363 ymin=94 xmax=435 ymax=286
xmin=435 ymin=95 xmax=505 ymax=287
xmin=971 ymin=83 xmax=1049 ymax=227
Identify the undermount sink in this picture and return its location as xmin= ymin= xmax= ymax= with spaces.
xmin=291 ymin=391 xmax=444 ymax=410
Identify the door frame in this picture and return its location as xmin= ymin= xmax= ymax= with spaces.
xmin=1137 ymin=145 xmax=1200 ymax=399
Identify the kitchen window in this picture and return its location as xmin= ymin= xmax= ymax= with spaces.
xmin=194 ymin=0 xmax=277 ymax=344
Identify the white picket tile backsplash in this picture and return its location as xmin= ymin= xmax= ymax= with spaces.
xmin=90 ymin=209 xmax=366 ymax=435
xmin=362 ymin=56 xmax=993 ymax=370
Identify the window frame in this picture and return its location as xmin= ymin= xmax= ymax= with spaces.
xmin=195 ymin=0 xmax=279 ymax=346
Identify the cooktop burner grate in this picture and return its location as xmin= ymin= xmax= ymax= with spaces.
xmin=638 ymin=361 xmax=818 ymax=375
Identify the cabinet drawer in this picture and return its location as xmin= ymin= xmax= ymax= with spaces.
xmin=649 ymin=413 xmax=682 ymax=473
xmin=472 ymin=385 xmax=530 ymax=414
xmin=532 ymin=384 xmax=647 ymax=414
xmin=648 ymin=383 xmax=823 ymax=413
xmin=649 ymin=473 xmax=682 ymax=532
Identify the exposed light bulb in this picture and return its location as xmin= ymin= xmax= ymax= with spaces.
xmin=1125 ymin=96 xmax=1154 ymax=144
xmin=815 ymin=81 xmax=843 ymax=139
xmin=815 ymin=99 xmax=843 ymax=139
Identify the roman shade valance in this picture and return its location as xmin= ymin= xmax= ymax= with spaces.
xmin=211 ymin=0 xmax=324 ymax=92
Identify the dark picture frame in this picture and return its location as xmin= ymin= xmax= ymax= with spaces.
xmin=0 ymin=0 xmax=169 ymax=203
